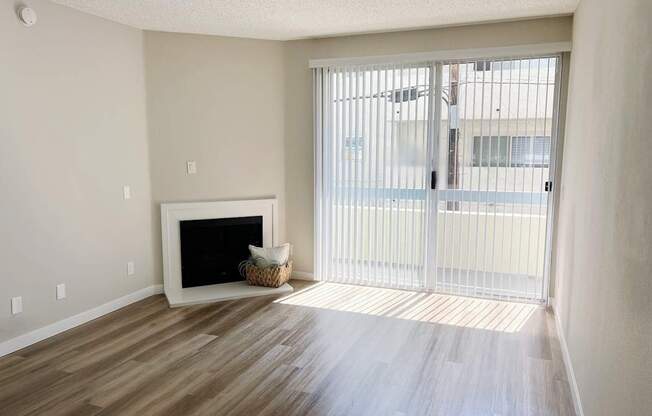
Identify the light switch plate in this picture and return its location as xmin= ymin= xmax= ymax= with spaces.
xmin=123 ymin=185 xmax=131 ymax=200
xmin=186 ymin=161 xmax=197 ymax=175
xmin=11 ymin=296 xmax=22 ymax=315
xmin=127 ymin=261 xmax=135 ymax=276
xmin=56 ymin=283 xmax=66 ymax=300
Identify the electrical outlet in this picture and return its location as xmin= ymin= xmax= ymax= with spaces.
xmin=123 ymin=185 xmax=131 ymax=200
xmin=127 ymin=261 xmax=135 ymax=276
xmin=11 ymin=296 xmax=22 ymax=315
xmin=186 ymin=160 xmax=197 ymax=175
xmin=56 ymin=283 xmax=66 ymax=300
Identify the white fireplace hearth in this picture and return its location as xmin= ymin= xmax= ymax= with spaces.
xmin=160 ymin=198 xmax=293 ymax=307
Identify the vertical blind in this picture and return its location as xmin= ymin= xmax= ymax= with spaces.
xmin=314 ymin=55 xmax=562 ymax=303
xmin=314 ymin=64 xmax=432 ymax=290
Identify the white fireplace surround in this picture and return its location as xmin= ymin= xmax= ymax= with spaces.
xmin=160 ymin=198 xmax=293 ymax=307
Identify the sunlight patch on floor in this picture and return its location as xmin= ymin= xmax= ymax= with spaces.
xmin=275 ymin=282 xmax=537 ymax=333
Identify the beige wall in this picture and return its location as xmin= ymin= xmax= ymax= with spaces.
xmin=0 ymin=1 xmax=155 ymax=342
xmin=284 ymin=17 xmax=573 ymax=272
xmin=553 ymin=1 xmax=652 ymax=415
xmin=143 ymin=31 xmax=287 ymax=283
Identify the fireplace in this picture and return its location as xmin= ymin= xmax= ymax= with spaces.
xmin=180 ymin=216 xmax=262 ymax=288
xmin=160 ymin=198 xmax=292 ymax=307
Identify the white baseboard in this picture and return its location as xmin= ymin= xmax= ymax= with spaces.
xmin=0 ymin=284 xmax=163 ymax=358
xmin=291 ymin=271 xmax=315 ymax=281
xmin=551 ymin=300 xmax=584 ymax=416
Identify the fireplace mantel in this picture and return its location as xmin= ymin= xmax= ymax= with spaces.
xmin=160 ymin=198 xmax=292 ymax=307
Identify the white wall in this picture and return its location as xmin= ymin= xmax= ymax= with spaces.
xmin=0 ymin=0 xmax=155 ymax=343
xmin=553 ymin=0 xmax=652 ymax=414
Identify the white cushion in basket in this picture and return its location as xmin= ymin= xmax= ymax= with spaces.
xmin=248 ymin=243 xmax=291 ymax=267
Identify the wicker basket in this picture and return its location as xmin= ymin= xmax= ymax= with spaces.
xmin=245 ymin=261 xmax=293 ymax=288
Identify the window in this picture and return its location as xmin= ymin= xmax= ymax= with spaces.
xmin=472 ymin=135 xmax=551 ymax=167
xmin=510 ymin=136 xmax=550 ymax=167
xmin=474 ymin=60 xmax=492 ymax=71
xmin=472 ymin=136 xmax=510 ymax=167
xmin=344 ymin=137 xmax=364 ymax=160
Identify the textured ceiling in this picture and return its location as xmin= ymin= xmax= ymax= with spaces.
xmin=50 ymin=0 xmax=578 ymax=40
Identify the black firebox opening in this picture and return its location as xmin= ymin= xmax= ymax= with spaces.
xmin=180 ymin=216 xmax=263 ymax=288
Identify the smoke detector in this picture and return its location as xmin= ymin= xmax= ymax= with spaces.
xmin=18 ymin=7 xmax=37 ymax=27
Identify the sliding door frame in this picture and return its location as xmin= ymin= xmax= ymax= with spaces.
xmin=425 ymin=62 xmax=442 ymax=291
xmin=426 ymin=55 xmax=565 ymax=303
xmin=542 ymin=53 xmax=565 ymax=305
xmin=313 ymin=44 xmax=569 ymax=304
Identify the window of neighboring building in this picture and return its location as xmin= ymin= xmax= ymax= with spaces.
xmin=344 ymin=136 xmax=364 ymax=160
xmin=472 ymin=136 xmax=510 ymax=167
xmin=472 ymin=135 xmax=551 ymax=168
xmin=510 ymin=136 xmax=551 ymax=167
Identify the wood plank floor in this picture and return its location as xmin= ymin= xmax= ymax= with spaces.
xmin=0 ymin=280 xmax=575 ymax=416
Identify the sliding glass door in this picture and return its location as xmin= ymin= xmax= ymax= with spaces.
xmin=314 ymin=55 xmax=561 ymax=302
xmin=315 ymin=64 xmax=432 ymax=290
xmin=429 ymin=57 xmax=560 ymax=302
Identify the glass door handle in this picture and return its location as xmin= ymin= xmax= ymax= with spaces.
xmin=431 ymin=171 xmax=438 ymax=190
